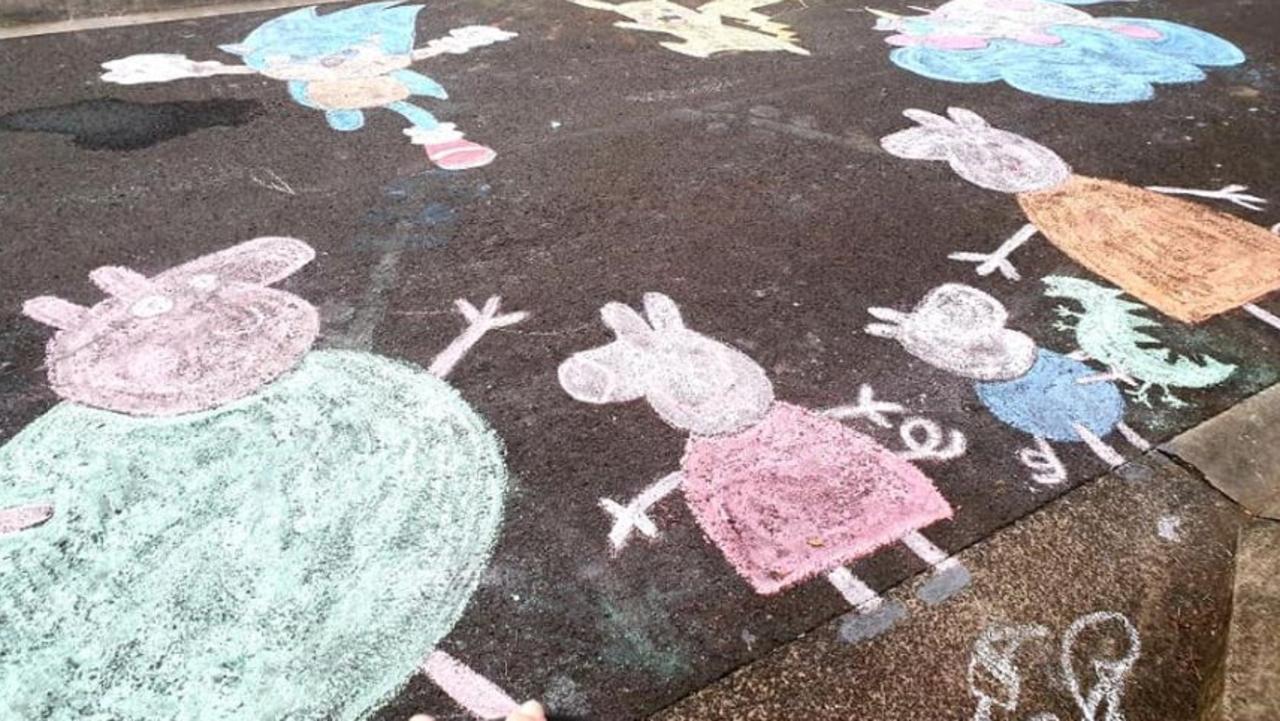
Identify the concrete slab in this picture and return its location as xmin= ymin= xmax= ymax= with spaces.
xmin=655 ymin=453 xmax=1246 ymax=721
xmin=1166 ymin=384 xmax=1280 ymax=519
xmin=1202 ymin=520 xmax=1280 ymax=721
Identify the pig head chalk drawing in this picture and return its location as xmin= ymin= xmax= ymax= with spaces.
xmin=100 ymin=3 xmax=516 ymax=170
xmin=565 ymin=0 xmax=810 ymax=58
xmin=869 ymin=0 xmax=1245 ymax=103
xmin=881 ymin=108 xmax=1280 ymax=328
xmin=559 ymin=293 xmax=969 ymax=643
xmin=0 ymin=237 xmax=530 ymax=720
xmin=866 ymin=283 xmax=1151 ymax=486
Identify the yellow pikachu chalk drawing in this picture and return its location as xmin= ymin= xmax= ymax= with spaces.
xmin=566 ymin=0 xmax=810 ymax=57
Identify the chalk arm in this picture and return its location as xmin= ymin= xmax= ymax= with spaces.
xmin=1145 ymin=183 xmax=1266 ymax=211
xmin=100 ymin=53 xmax=256 ymax=84
xmin=949 ymin=222 xmax=1040 ymax=281
xmin=427 ymin=297 xmax=527 ymax=380
xmin=601 ymin=471 xmax=683 ymax=552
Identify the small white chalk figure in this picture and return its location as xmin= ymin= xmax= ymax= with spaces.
xmin=559 ymin=293 xmax=970 ymax=643
xmin=866 ymin=283 xmax=1150 ymax=484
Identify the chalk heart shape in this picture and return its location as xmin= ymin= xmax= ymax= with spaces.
xmin=875 ymin=283 xmax=1037 ymax=382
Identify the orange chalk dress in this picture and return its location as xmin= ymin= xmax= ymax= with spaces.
xmin=1017 ymin=175 xmax=1280 ymax=324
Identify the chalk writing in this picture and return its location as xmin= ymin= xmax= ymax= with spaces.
xmin=824 ymin=384 xmax=968 ymax=461
xmin=968 ymin=611 xmax=1141 ymax=721
xmin=100 ymin=4 xmax=516 ymax=169
xmin=561 ymin=293 xmax=967 ymax=642
xmin=2 ymin=237 xmax=526 ymax=720
xmin=566 ymin=0 xmax=810 ymax=58
xmin=871 ymin=0 xmax=1245 ymax=103
xmin=1044 ymin=276 xmax=1235 ymax=407
xmin=881 ymin=108 xmax=1280 ymax=325
xmin=1062 ymin=612 xmax=1141 ymax=721
xmin=969 ymin=622 xmax=1050 ymax=721
xmin=867 ymin=284 xmax=1149 ymax=483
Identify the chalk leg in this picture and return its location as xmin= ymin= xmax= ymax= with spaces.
xmin=421 ymin=650 xmax=519 ymax=720
xmin=901 ymin=530 xmax=971 ymax=605
xmin=1244 ymin=303 xmax=1280 ymax=331
xmin=1115 ymin=422 xmax=1150 ymax=452
xmin=829 ymin=567 xmax=907 ymax=643
xmin=1071 ymin=423 xmax=1126 ymax=467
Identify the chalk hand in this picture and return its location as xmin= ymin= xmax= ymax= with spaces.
xmin=948 ymin=250 xmax=1021 ymax=281
xmin=455 ymin=296 xmax=528 ymax=331
xmin=100 ymin=53 xmax=253 ymax=84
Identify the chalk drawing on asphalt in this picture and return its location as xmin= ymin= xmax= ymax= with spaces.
xmin=867 ymin=283 xmax=1152 ymax=484
xmin=100 ymin=3 xmax=516 ymax=170
xmin=1044 ymin=276 xmax=1235 ymax=408
xmin=967 ymin=611 xmax=1141 ymax=721
xmin=565 ymin=0 xmax=810 ymax=58
xmin=2 ymin=237 xmax=527 ymax=720
xmin=869 ymin=0 xmax=1245 ymax=103
xmin=559 ymin=293 xmax=969 ymax=643
xmin=969 ymin=622 xmax=1050 ymax=721
xmin=881 ymin=107 xmax=1280 ymax=326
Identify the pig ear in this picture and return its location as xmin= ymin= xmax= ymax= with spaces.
xmin=946 ymin=107 xmax=989 ymax=130
xmin=23 ymin=296 xmax=89 ymax=330
xmin=642 ymin=292 xmax=684 ymax=331
xmin=160 ymin=237 xmax=315 ymax=287
xmin=601 ymin=302 xmax=654 ymax=346
xmin=903 ymin=108 xmax=955 ymax=129
xmin=864 ymin=306 xmax=905 ymax=338
xmin=90 ymin=266 xmax=153 ymax=299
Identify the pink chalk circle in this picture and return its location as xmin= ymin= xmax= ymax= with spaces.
xmin=885 ymin=34 xmax=926 ymax=47
xmin=681 ymin=402 xmax=952 ymax=595
xmin=1110 ymin=24 xmax=1163 ymax=40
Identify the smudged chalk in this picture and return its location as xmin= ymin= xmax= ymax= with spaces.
xmin=0 ymin=97 xmax=261 ymax=150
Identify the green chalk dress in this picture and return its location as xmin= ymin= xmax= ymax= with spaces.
xmin=0 ymin=350 xmax=507 ymax=721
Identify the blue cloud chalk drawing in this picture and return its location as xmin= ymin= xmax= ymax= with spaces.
xmin=101 ymin=3 xmax=517 ymax=169
xmin=871 ymin=0 xmax=1245 ymax=103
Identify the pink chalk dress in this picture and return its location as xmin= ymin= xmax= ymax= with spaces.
xmin=681 ymin=402 xmax=953 ymax=595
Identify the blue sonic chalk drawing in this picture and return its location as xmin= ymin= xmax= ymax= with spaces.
xmin=868 ymin=0 xmax=1245 ymax=103
xmin=101 ymin=3 xmax=515 ymax=169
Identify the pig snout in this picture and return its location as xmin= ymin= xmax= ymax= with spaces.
xmin=558 ymin=356 xmax=621 ymax=404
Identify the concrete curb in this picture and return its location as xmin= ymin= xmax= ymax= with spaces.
xmin=0 ymin=0 xmax=346 ymax=39
xmin=1164 ymin=383 xmax=1280 ymax=520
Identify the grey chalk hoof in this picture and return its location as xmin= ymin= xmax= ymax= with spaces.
xmin=837 ymin=599 xmax=907 ymax=644
xmin=916 ymin=563 xmax=972 ymax=606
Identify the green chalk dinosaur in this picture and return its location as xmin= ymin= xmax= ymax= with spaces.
xmin=1042 ymin=275 xmax=1236 ymax=408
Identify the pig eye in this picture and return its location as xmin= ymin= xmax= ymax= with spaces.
xmin=130 ymin=294 xmax=174 ymax=318
xmin=188 ymin=274 xmax=218 ymax=291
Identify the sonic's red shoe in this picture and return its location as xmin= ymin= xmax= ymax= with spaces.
xmin=424 ymin=138 xmax=496 ymax=170
xmin=405 ymin=124 xmax=496 ymax=170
